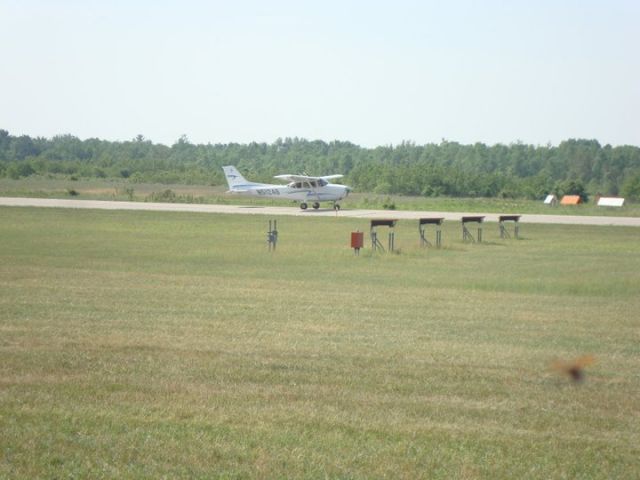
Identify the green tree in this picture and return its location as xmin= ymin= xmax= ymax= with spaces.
xmin=621 ymin=172 xmax=640 ymax=201
xmin=555 ymin=179 xmax=589 ymax=202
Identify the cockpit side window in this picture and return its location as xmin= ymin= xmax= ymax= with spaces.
xmin=289 ymin=180 xmax=327 ymax=189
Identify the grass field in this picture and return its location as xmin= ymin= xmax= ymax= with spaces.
xmin=1 ymin=206 xmax=639 ymax=479
xmin=2 ymin=176 xmax=639 ymax=217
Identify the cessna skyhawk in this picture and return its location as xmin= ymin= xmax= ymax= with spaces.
xmin=222 ymin=165 xmax=350 ymax=210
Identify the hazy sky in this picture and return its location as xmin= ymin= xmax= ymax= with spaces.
xmin=1 ymin=0 xmax=638 ymax=147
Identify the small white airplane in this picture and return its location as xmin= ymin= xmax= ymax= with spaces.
xmin=222 ymin=165 xmax=350 ymax=210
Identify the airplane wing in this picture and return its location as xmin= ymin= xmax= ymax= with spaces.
xmin=274 ymin=174 xmax=344 ymax=182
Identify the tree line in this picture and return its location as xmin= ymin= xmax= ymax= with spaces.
xmin=1 ymin=129 xmax=640 ymax=200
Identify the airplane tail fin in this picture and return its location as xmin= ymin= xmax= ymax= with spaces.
xmin=222 ymin=165 xmax=251 ymax=190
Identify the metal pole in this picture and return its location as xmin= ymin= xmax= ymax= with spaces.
xmin=267 ymin=220 xmax=278 ymax=251
xmin=273 ymin=220 xmax=277 ymax=250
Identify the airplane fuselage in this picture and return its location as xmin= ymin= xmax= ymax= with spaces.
xmin=222 ymin=165 xmax=350 ymax=209
xmin=232 ymin=183 xmax=349 ymax=202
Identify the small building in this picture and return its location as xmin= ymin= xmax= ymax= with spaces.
xmin=597 ymin=197 xmax=625 ymax=207
xmin=560 ymin=195 xmax=582 ymax=205
xmin=543 ymin=194 xmax=558 ymax=206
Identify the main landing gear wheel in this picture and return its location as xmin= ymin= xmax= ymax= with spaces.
xmin=300 ymin=202 xmax=308 ymax=210
xmin=312 ymin=202 xmax=320 ymax=210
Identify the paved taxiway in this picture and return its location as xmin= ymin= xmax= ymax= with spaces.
xmin=1 ymin=197 xmax=639 ymax=227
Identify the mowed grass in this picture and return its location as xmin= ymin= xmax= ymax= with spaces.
xmin=1 ymin=206 xmax=639 ymax=479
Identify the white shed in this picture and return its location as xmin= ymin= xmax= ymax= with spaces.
xmin=543 ymin=194 xmax=558 ymax=205
xmin=597 ymin=197 xmax=625 ymax=207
